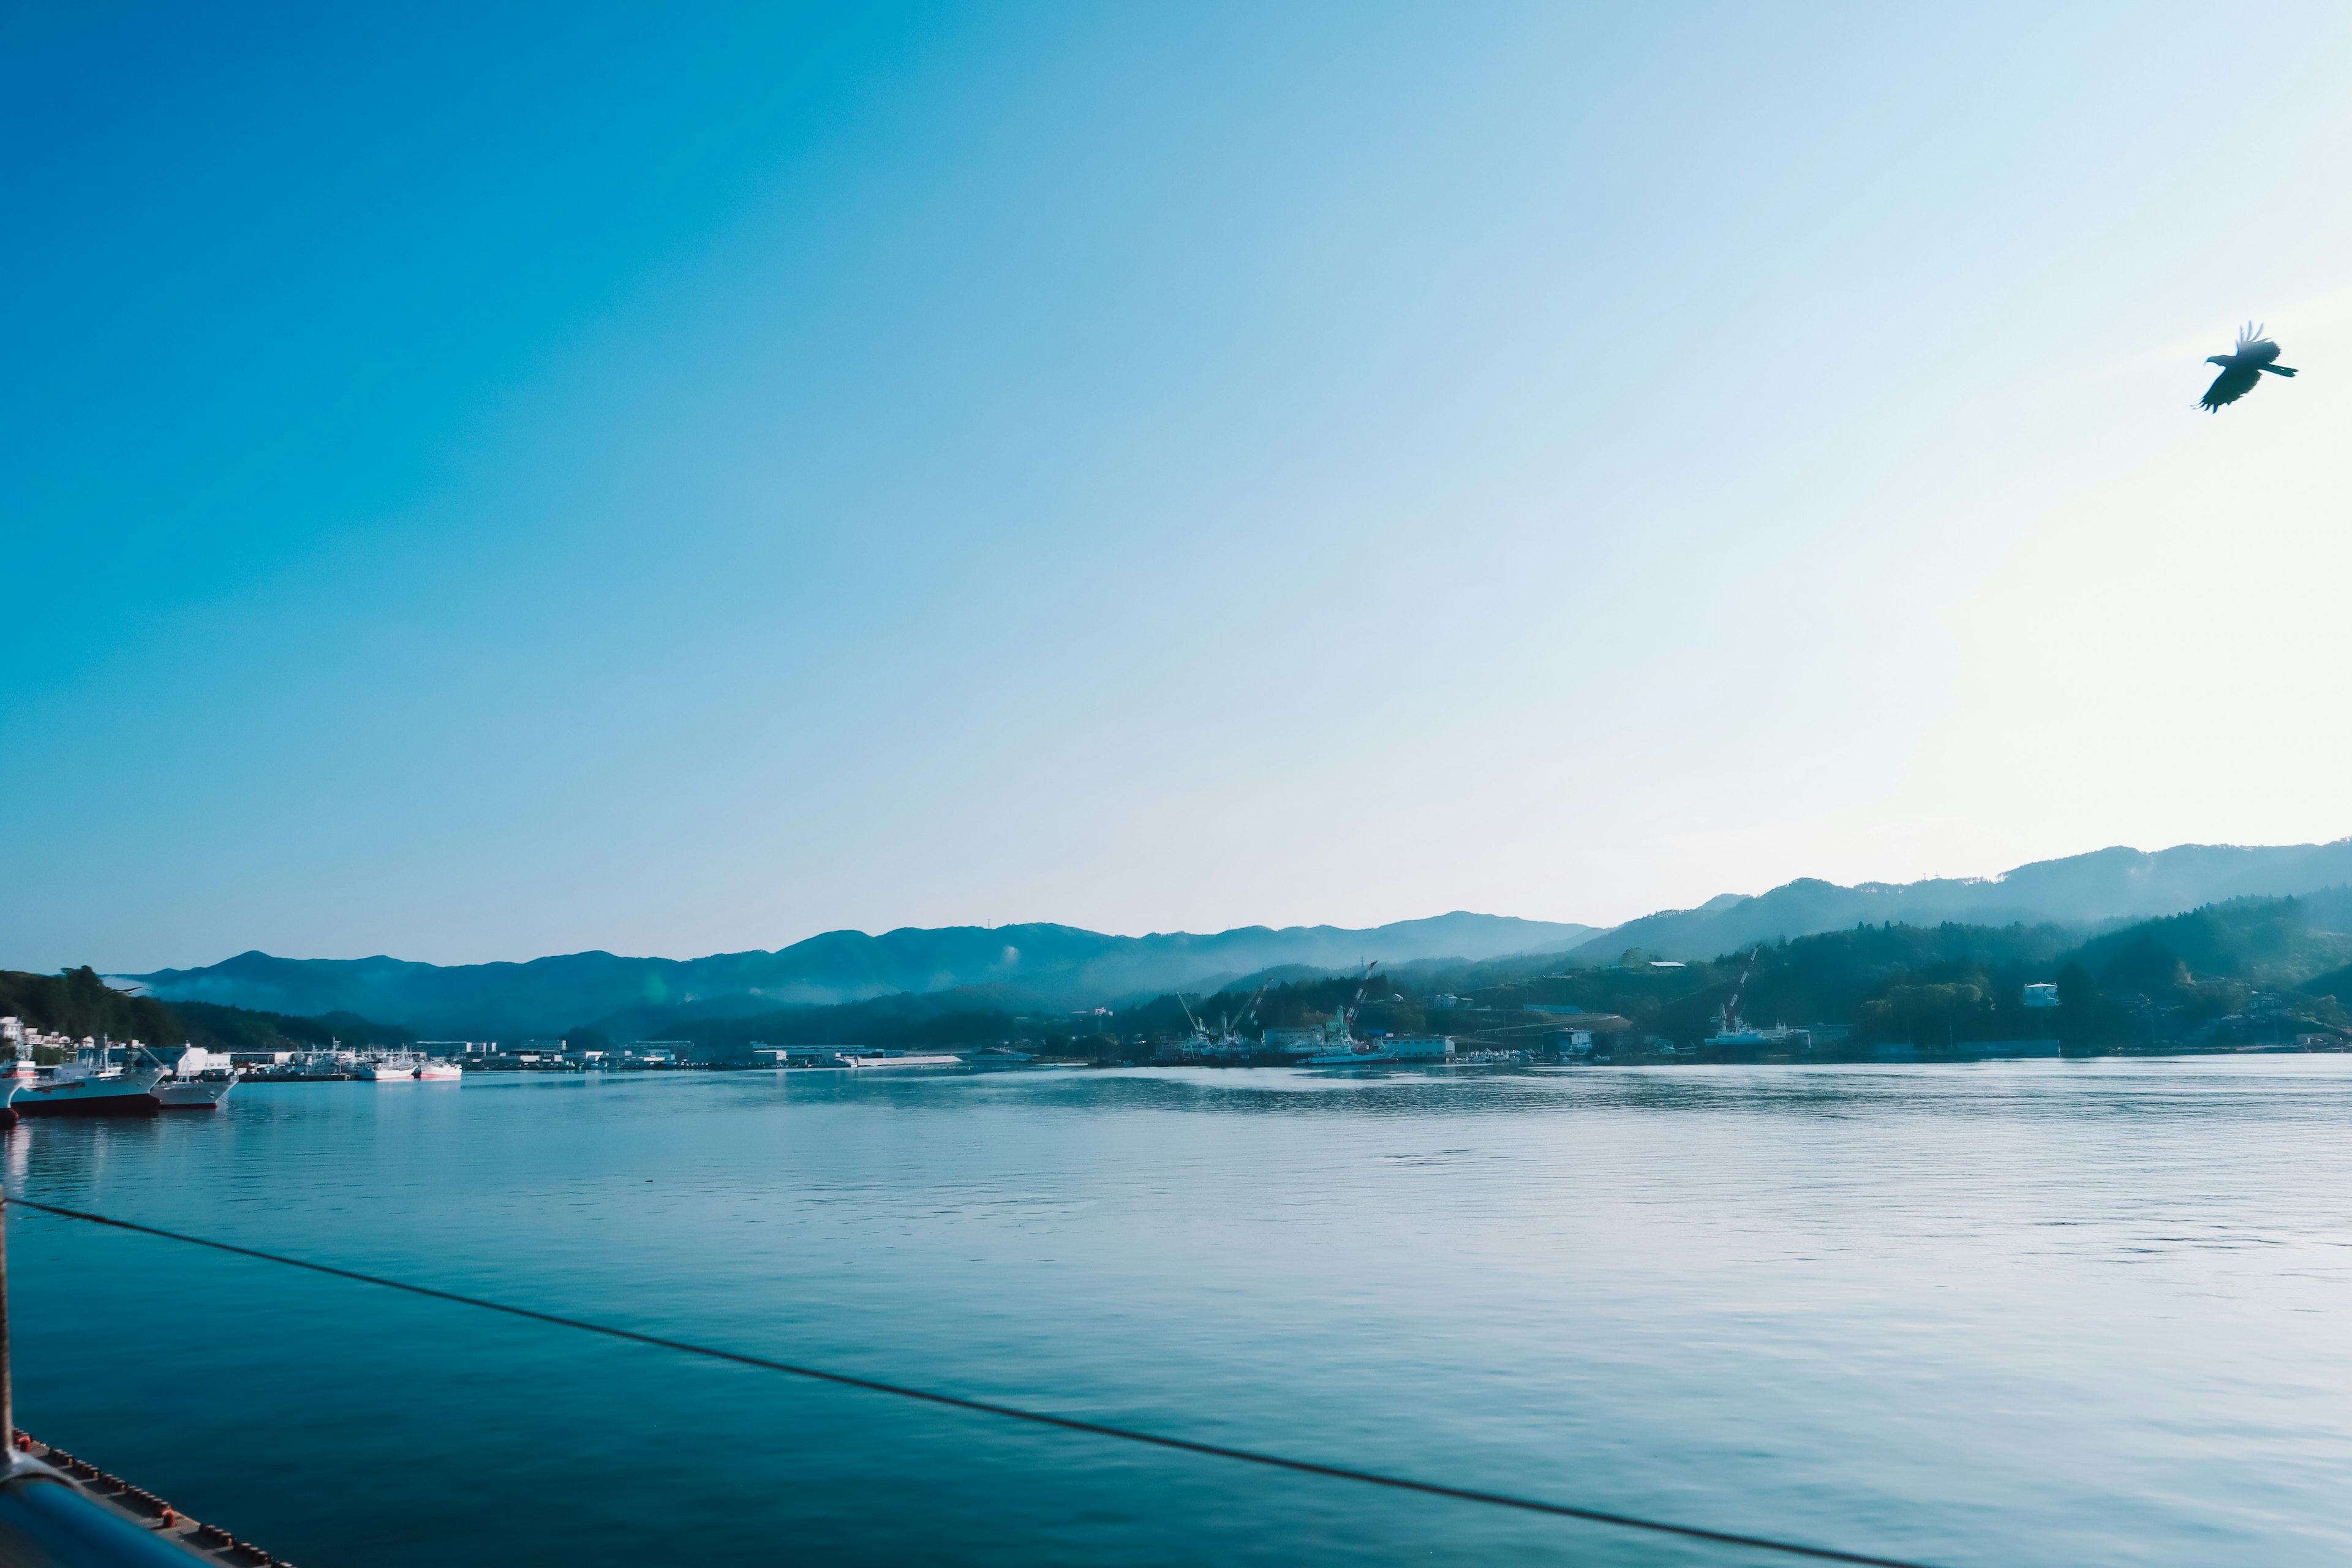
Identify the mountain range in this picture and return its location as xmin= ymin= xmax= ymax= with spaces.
xmin=124 ymin=913 xmax=1599 ymax=1038
xmin=119 ymin=839 xmax=2352 ymax=1039
xmin=1577 ymin=840 xmax=2352 ymax=962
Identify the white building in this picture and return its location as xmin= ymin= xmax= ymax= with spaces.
xmin=1553 ymin=1028 xmax=1597 ymax=1059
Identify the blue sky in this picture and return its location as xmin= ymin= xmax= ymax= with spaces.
xmin=7 ymin=2 xmax=2351 ymax=971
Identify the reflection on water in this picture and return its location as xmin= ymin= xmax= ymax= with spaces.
xmin=9 ymin=1060 xmax=2352 ymax=1567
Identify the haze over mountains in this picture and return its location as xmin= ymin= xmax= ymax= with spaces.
xmin=122 ymin=840 xmax=2352 ymax=1039
xmin=1575 ymin=840 xmax=2352 ymax=964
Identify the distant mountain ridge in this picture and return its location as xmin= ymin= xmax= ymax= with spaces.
xmin=119 ymin=839 xmax=2352 ymax=1037
xmin=124 ymin=913 xmax=1600 ymax=1038
xmin=1574 ymin=840 xmax=2352 ymax=962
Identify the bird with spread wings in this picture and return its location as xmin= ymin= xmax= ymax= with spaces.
xmin=2199 ymin=322 xmax=2297 ymax=412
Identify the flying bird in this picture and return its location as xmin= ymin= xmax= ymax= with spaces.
xmin=2199 ymin=322 xmax=2296 ymax=412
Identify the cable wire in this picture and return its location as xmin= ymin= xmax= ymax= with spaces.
xmin=7 ymin=1195 xmax=1942 ymax=1568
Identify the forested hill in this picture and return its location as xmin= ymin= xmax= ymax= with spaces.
xmin=1572 ymin=840 xmax=2352 ymax=962
xmin=124 ymin=913 xmax=1602 ymax=1038
xmin=638 ymin=892 xmax=2352 ymax=1060
xmin=1214 ymin=892 xmax=2352 ymax=1057
xmin=1 ymin=967 xmax=183 ymax=1047
xmin=1512 ymin=891 xmax=2352 ymax=1052
xmin=0 ymin=968 xmax=415 ymax=1054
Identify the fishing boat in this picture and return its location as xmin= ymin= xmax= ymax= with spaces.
xmin=842 ymin=1052 xmax=962 ymax=1069
xmin=154 ymin=1073 xmax=237 ymax=1110
xmin=149 ymin=1044 xmax=239 ymax=1110
xmin=356 ymin=1055 xmax=421 ymax=1080
xmin=15 ymin=1042 xmax=166 ymax=1117
xmin=413 ymin=1059 xmax=464 ymax=1080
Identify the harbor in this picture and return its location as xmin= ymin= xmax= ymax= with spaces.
xmin=0 ymin=1026 xmax=242 ymax=1119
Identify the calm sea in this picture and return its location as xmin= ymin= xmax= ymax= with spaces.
xmin=9 ymin=1059 xmax=2352 ymax=1567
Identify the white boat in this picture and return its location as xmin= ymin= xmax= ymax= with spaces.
xmin=843 ymin=1053 xmax=962 ymax=1069
xmin=155 ymin=1075 xmax=237 ymax=1110
xmin=16 ymin=1042 xmax=168 ymax=1117
xmin=413 ymin=1060 xmax=463 ymax=1080
xmin=356 ymin=1055 xmax=421 ymax=1080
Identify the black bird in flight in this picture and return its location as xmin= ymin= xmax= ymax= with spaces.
xmin=2199 ymin=322 xmax=2296 ymax=412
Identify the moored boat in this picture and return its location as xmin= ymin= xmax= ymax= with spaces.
xmin=141 ymin=1044 xmax=241 ymax=1110
xmin=356 ymin=1055 xmax=421 ymax=1080
xmin=155 ymin=1075 xmax=238 ymax=1110
xmin=16 ymin=1043 xmax=166 ymax=1118
xmin=413 ymin=1059 xmax=463 ymax=1080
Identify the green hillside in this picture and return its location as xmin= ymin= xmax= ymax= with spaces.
xmin=1189 ymin=894 xmax=2352 ymax=1058
xmin=0 ymin=968 xmax=417 ymax=1055
xmin=0 ymin=967 xmax=184 ymax=1049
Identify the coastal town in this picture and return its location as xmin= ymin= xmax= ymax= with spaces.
xmin=6 ymin=962 xmax=2340 ymax=1119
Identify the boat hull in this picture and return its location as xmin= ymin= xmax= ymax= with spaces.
xmin=156 ymin=1078 xmax=237 ymax=1111
xmin=16 ymin=1085 xmax=163 ymax=1117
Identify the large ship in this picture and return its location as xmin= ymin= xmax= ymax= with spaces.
xmin=413 ymin=1059 xmax=464 ymax=1080
xmin=15 ymin=1042 xmax=167 ymax=1117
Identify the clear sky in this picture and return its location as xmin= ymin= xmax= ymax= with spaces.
xmin=7 ymin=2 xmax=2351 ymax=972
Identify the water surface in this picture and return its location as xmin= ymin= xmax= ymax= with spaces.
xmin=10 ymin=1059 xmax=2352 ymax=1566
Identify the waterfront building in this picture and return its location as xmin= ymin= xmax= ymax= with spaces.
xmin=1381 ymin=1036 xmax=1455 ymax=1060
xmin=1550 ymin=1028 xmax=1596 ymax=1060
